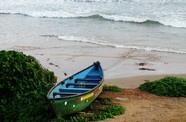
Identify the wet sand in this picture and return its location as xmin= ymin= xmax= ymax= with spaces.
xmin=9 ymin=43 xmax=186 ymax=83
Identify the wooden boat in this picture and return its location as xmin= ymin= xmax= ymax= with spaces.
xmin=47 ymin=61 xmax=104 ymax=116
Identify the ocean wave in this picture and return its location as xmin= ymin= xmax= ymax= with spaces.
xmin=1 ymin=11 xmax=185 ymax=28
xmin=57 ymin=35 xmax=186 ymax=54
xmin=0 ymin=0 xmax=186 ymax=28
xmin=99 ymin=14 xmax=186 ymax=28
xmin=79 ymin=15 xmax=162 ymax=25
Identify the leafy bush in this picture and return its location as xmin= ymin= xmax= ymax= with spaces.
xmin=91 ymin=106 xmax=125 ymax=121
xmin=0 ymin=50 xmax=56 ymax=122
xmin=139 ymin=76 xmax=186 ymax=97
xmin=104 ymin=106 xmax=125 ymax=116
xmin=52 ymin=114 xmax=89 ymax=122
xmin=91 ymin=112 xmax=113 ymax=121
xmin=103 ymin=85 xmax=123 ymax=92
xmin=100 ymin=98 xmax=112 ymax=105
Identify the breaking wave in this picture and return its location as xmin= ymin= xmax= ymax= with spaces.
xmin=56 ymin=35 xmax=186 ymax=54
xmin=0 ymin=0 xmax=186 ymax=28
xmin=1 ymin=12 xmax=186 ymax=28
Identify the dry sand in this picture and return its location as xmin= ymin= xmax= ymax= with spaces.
xmin=98 ymin=89 xmax=186 ymax=122
xmin=98 ymin=74 xmax=186 ymax=122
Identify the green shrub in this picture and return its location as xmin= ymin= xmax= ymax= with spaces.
xmin=100 ymin=98 xmax=112 ymax=104
xmin=104 ymin=106 xmax=125 ymax=116
xmin=91 ymin=112 xmax=113 ymax=121
xmin=52 ymin=114 xmax=89 ymax=122
xmin=90 ymin=106 xmax=125 ymax=121
xmin=139 ymin=76 xmax=186 ymax=97
xmin=0 ymin=50 xmax=56 ymax=122
xmin=103 ymin=85 xmax=123 ymax=92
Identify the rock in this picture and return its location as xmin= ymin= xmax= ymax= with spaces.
xmin=139 ymin=68 xmax=156 ymax=71
xmin=138 ymin=62 xmax=148 ymax=66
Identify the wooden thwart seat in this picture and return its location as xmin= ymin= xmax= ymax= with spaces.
xmin=75 ymin=78 xmax=100 ymax=83
xmin=59 ymin=88 xmax=89 ymax=93
xmin=53 ymin=92 xmax=80 ymax=97
xmin=66 ymin=83 xmax=97 ymax=87
xmin=86 ymin=75 xmax=102 ymax=79
xmin=86 ymin=72 xmax=102 ymax=79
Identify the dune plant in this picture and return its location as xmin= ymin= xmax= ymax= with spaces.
xmin=52 ymin=114 xmax=89 ymax=122
xmin=0 ymin=50 xmax=56 ymax=122
xmin=100 ymin=98 xmax=112 ymax=105
xmin=90 ymin=106 xmax=125 ymax=121
xmin=103 ymin=85 xmax=123 ymax=92
xmin=139 ymin=76 xmax=186 ymax=97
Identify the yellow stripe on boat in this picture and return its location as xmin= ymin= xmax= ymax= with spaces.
xmin=81 ymin=93 xmax=94 ymax=101
xmin=78 ymin=84 xmax=103 ymax=102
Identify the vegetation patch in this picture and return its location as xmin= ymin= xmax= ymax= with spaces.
xmin=0 ymin=50 xmax=56 ymax=122
xmin=103 ymin=85 xmax=123 ymax=92
xmin=139 ymin=76 xmax=186 ymax=97
xmin=91 ymin=106 xmax=124 ymax=121
xmin=51 ymin=114 xmax=88 ymax=122
xmin=100 ymin=98 xmax=112 ymax=105
xmin=52 ymin=96 xmax=125 ymax=122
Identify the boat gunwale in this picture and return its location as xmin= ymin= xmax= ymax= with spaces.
xmin=47 ymin=61 xmax=104 ymax=100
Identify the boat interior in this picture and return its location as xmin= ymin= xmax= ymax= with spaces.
xmin=48 ymin=64 xmax=103 ymax=99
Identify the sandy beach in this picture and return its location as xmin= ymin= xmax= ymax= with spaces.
xmin=18 ymin=43 xmax=186 ymax=84
xmin=19 ymin=45 xmax=186 ymax=122
xmin=4 ymin=45 xmax=186 ymax=122
xmin=6 ymin=42 xmax=186 ymax=87
xmin=98 ymin=89 xmax=186 ymax=122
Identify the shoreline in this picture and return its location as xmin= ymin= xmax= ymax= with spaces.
xmin=1 ymin=44 xmax=186 ymax=87
xmin=105 ymin=74 xmax=186 ymax=88
xmin=11 ymin=45 xmax=186 ymax=86
xmin=0 ymin=14 xmax=186 ymax=86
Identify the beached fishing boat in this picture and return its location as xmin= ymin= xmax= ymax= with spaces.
xmin=47 ymin=61 xmax=104 ymax=116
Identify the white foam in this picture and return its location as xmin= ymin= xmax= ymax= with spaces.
xmin=159 ymin=18 xmax=186 ymax=28
xmin=100 ymin=14 xmax=149 ymax=23
xmin=57 ymin=35 xmax=186 ymax=54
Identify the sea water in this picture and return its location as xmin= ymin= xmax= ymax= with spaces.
xmin=0 ymin=0 xmax=186 ymax=53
